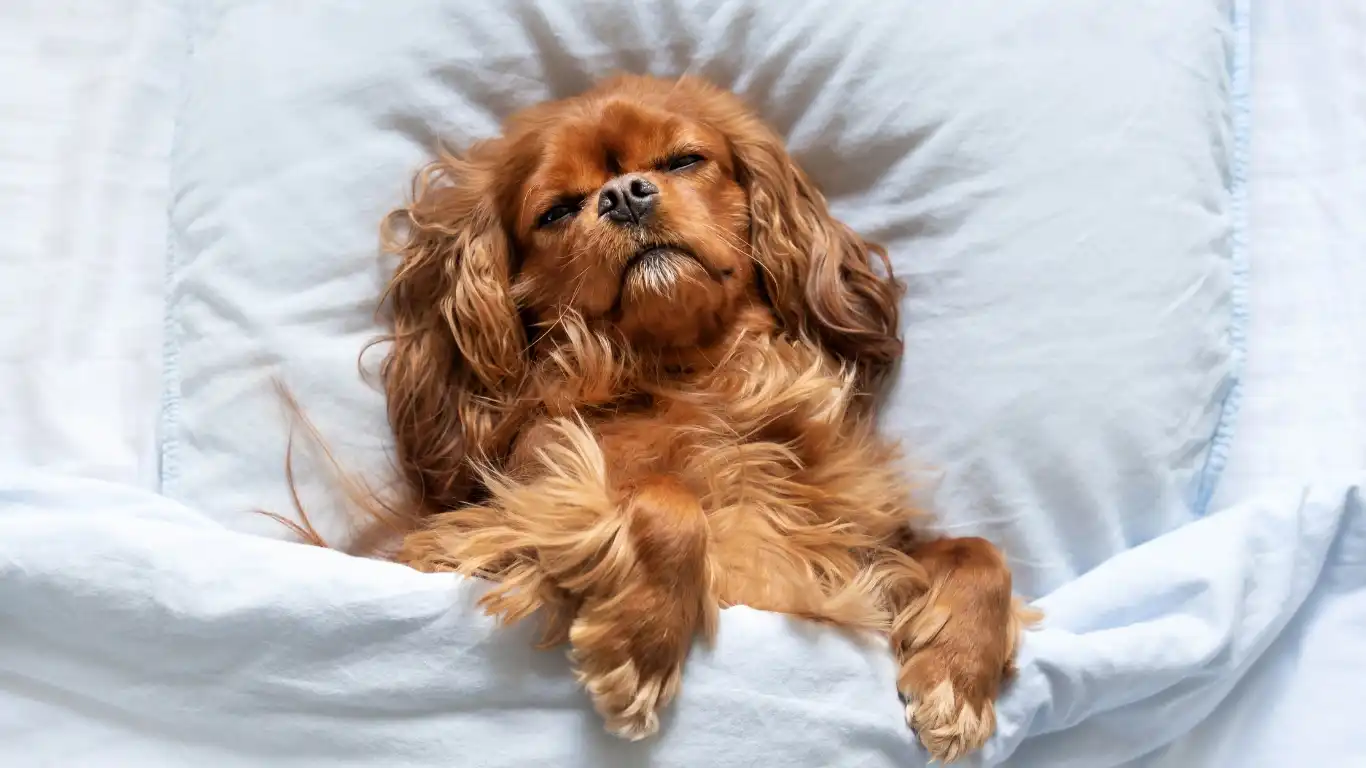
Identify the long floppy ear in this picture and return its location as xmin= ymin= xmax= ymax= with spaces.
xmin=679 ymin=79 xmax=902 ymax=386
xmin=737 ymin=127 xmax=902 ymax=385
xmin=379 ymin=142 xmax=528 ymax=512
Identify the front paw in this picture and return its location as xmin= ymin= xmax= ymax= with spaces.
xmin=899 ymin=645 xmax=1000 ymax=764
xmin=893 ymin=538 xmax=1036 ymax=762
xmin=568 ymin=584 xmax=711 ymax=741
xmin=897 ymin=597 xmax=1038 ymax=762
xmin=571 ymin=638 xmax=683 ymax=740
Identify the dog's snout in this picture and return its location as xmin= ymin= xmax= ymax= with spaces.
xmin=598 ymin=174 xmax=659 ymax=225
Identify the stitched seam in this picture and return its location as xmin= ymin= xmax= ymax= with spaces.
xmin=1194 ymin=0 xmax=1253 ymax=517
xmin=156 ymin=0 xmax=202 ymax=497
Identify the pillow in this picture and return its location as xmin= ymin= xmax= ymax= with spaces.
xmin=163 ymin=0 xmax=1239 ymax=620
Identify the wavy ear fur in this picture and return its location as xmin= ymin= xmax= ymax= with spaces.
xmin=380 ymin=142 xmax=527 ymax=512
xmin=671 ymin=78 xmax=903 ymax=387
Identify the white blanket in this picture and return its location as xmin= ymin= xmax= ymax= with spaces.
xmin=2 ymin=472 xmax=1361 ymax=767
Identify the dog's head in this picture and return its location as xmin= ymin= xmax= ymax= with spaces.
xmin=381 ymin=76 xmax=900 ymax=503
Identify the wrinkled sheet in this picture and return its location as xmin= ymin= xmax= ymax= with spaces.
xmin=1211 ymin=0 xmax=1366 ymax=507
xmin=0 ymin=0 xmax=182 ymax=489
xmin=1156 ymin=1 xmax=1366 ymax=762
xmin=1 ymin=472 xmax=1362 ymax=767
xmin=3 ymin=0 xmax=1366 ymax=765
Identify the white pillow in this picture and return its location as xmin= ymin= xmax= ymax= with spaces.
xmin=165 ymin=0 xmax=1241 ymax=597
xmin=162 ymin=0 xmax=1241 ymax=760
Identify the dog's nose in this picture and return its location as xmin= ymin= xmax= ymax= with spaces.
xmin=598 ymin=174 xmax=659 ymax=225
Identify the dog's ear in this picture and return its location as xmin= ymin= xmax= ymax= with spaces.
xmin=676 ymin=78 xmax=902 ymax=386
xmin=738 ymin=132 xmax=903 ymax=383
xmin=380 ymin=142 xmax=528 ymax=510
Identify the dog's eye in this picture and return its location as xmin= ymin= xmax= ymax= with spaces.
xmin=664 ymin=154 xmax=705 ymax=172
xmin=536 ymin=201 xmax=581 ymax=228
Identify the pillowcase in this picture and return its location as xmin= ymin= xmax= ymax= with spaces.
xmin=162 ymin=0 xmax=1240 ymax=604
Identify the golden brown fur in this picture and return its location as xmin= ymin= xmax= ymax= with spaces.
xmin=371 ymin=75 xmax=1034 ymax=761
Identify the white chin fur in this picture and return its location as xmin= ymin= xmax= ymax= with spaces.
xmin=624 ymin=251 xmax=696 ymax=296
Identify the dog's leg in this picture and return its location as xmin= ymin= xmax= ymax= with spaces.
xmin=568 ymin=476 xmax=715 ymax=739
xmin=890 ymin=536 xmax=1036 ymax=763
xmin=398 ymin=423 xmax=714 ymax=740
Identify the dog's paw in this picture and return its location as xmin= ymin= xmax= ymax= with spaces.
xmin=895 ymin=602 xmax=1010 ymax=763
xmin=572 ymin=649 xmax=682 ymax=741
xmin=901 ymin=676 xmax=997 ymax=764
xmin=568 ymin=588 xmax=700 ymax=741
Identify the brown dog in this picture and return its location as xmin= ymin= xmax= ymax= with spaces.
xmin=378 ymin=75 xmax=1033 ymax=762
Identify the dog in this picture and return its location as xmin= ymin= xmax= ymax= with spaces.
xmin=376 ymin=75 xmax=1033 ymax=762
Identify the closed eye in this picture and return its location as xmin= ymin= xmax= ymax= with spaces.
xmin=662 ymin=154 xmax=705 ymax=172
xmin=536 ymin=198 xmax=583 ymax=228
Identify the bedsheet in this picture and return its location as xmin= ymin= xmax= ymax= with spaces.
xmin=2 ymin=0 xmax=1366 ymax=765
xmin=0 ymin=0 xmax=183 ymax=489
xmin=0 ymin=6 xmax=1360 ymax=503
xmin=0 ymin=471 xmax=1360 ymax=767
xmin=1156 ymin=1 xmax=1366 ymax=762
xmin=1212 ymin=0 xmax=1366 ymax=506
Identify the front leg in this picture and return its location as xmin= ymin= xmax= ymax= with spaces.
xmin=569 ymin=476 xmax=715 ymax=738
xmin=398 ymin=420 xmax=716 ymax=740
xmin=890 ymin=536 xmax=1037 ymax=763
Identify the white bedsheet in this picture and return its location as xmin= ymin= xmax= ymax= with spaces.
xmin=1212 ymin=0 xmax=1366 ymax=504
xmin=2 ymin=0 xmax=1365 ymax=766
xmin=0 ymin=6 xmax=1360 ymax=510
xmin=0 ymin=0 xmax=182 ymax=490
xmin=1157 ymin=2 xmax=1366 ymax=762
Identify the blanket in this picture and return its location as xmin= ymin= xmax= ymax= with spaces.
xmin=1 ymin=472 xmax=1361 ymax=766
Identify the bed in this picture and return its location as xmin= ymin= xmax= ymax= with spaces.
xmin=1 ymin=0 xmax=1362 ymax=765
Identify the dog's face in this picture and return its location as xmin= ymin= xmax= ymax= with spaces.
xmin=508 ymin=95 xmax=754 ymax=348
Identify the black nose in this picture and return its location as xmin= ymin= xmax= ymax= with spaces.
xmin=597 ymin=174 xmax=659 ymax=225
